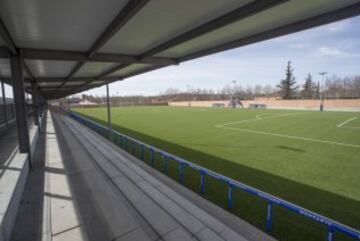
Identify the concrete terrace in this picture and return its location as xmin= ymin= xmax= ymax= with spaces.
xmin=9 ymin=111 xmax=275 ymax=241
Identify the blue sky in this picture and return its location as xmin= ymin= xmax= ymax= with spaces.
xmin=3 ymin=16 xmax=360 ymax=98
xmin=83 ymin=15 xmax=360 ymax=97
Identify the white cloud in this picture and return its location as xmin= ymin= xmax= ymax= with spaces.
xmin=317 ymin=47 xmax=344 ymax=57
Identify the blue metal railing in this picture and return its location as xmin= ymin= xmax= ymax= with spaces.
xmin=68 ymin=111 xmax=360 ymax=241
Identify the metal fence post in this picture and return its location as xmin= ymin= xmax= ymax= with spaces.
xmin=200 ymin=171 xmax=206 ymax=195
xmin=179 ymin=163 xmax=185 ymax=184
xmin=150 ymin=148 xmax=154 ymax=166
xmin=141 ymin=144 xmax=145 ymax=160
xmin=163 ymin=154 xmax=168 ymax=174
xmin=228 ymin=183 xmax=233 ymax=209
xmin=132 ymin=140 xmax=136 ymax=155
xmin=327 ymin=227 xmax=335 ymax=241
xmin=266 ymin=201 xmax=273 ymax=233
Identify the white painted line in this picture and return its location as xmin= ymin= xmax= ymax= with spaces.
xmin=337 ymin=117 xmax=358 ymax=127
xmin=217 ymin=126 xmax=360 ymax=148
xmin=218 ymin=112 xmax=305 ymax=127
xmin=340 ymin=126 xmax=360 ymax=130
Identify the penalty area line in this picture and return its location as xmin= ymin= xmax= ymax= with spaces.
xmin=337 ymin=117 xmax=358 ymax=127
xmin=218 ymin=112 xmax=306 ymax=127
xmin=217 ymin=126 xmax=360 ymax=148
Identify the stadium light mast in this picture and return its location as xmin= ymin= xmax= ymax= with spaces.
xmin=318 ymin=72 xmax=328 ymax=111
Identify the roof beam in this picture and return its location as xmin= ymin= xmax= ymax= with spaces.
xmin=0 ymin=47 xmax=10 ymax=58
xmin=98 ymin=0 xmax=287 ymax=78
xmin=27 ymin=77 xmax=120 ymax=83
xmin=180 ymin=2 xmax=360 ymax=62
xmin=0 ymin=18 xmax=17 ymax=55
xmin=87 ymin=0 xmax=150 ymax=57
xmin=66 ymin=0 xmax=150 ymax=80
xmin=19 ymin=48 xmax=176 ymax=65
xmin=96 ymin=63 xmax=130 ymax=79
xmin=140 ymin=0 xmax=287 ymax=58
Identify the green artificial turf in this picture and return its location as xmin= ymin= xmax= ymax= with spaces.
xmin=73 ymin=106 xmax=360 ymax=241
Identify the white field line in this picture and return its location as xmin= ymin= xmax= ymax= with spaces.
xmin=218 ymin=126 xmax=360 ymax=148
xmin=215 ymin=112 xmax=359 ymax=148
xmin=337 ymin=117 xmax=358 ymax=127
xmin=340 ymin=126 xmax=360 ymax=130
xmin=217 ymin=112 xmax=304 ymax=127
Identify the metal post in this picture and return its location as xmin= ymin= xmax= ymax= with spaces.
xmin=67 ymin=96 xmax=70 ymax=111
xmin=106 ymin=83 xmax=112 ymax=139
xmin=327 ymin=227 xmax=335 ymax=241
xmin=132 ymin=140 xmax=136 ymax=155
xmin=319 ymin=72 xmax=327 ymax=111
xmin=31 ymin=83 xmax=39 ymax=125
xmin=266 ymin=201 xmax=273 ymax=232
xmin=150 ymin=148 xmax=154 ymax=166
xmin=141 ymin=144 xmax=145 ymax=160
xmin=179 ymin=163 xmax=185 ymax=184
xmin=228 ymin=183 xmax=233 ymax=209
xmin=1 ymin=80 xmax=8 ymax=125
xmin=200 ymin=171 xmax=206 ymax=195
xmin=10 ymin=55 xmax=31 ymax=159
xmin=163 ymin=155 xmax=168 ymax=174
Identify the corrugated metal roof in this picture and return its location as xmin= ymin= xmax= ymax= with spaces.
xmin=0 ymin=0 xmax=359 ymax=99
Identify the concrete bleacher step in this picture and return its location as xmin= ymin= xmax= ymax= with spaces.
xmin=54 ymin=114 xmax=156 ymax=241
xmin=61 ymin=116 xmax=196 ymax=241
xmin=60 ymin=114 xmax=267 ymax=241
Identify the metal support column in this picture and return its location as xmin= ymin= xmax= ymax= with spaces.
xmin=31 ymin=83 xmax=39 ymax=125
xmin=106 ymin=83 xmax=112 ymax=139
xmin=67 ymin=96 xmax=70 ymax=111
xmin=1 ymin=80 xmax=8 ymax=125
xmin=10 ymin=55 xmax=31 ymax=157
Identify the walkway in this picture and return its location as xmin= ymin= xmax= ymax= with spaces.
xmin=11 ymin=111 xmax=275 ymax=241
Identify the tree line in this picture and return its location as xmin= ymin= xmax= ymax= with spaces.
xmin=277 ymin=61 xmax=360 ymax=99
xmin=68 ymin=61 xmax=359 ymax=104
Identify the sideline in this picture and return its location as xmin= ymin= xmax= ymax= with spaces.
xmin=217 ymin=125 xmax=360 ymax=148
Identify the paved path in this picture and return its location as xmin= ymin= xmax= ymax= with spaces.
xmin=11 ymin=112 xmax=276 ymax=241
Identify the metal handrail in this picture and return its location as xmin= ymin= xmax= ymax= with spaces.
xmin=68 ymin=111 xmax=360 ymax=241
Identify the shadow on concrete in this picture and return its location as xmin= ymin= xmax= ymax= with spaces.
xmin=52 ymin=114 xmax=112 ymax=241
xmin=11 ymin=115 xmax=47 ymax=241
xmin=11 ymin=113 xmax=111 ymax=241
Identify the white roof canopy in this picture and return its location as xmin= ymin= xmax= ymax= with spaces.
xmin=0 ymin=0 xmax=359 ymax=99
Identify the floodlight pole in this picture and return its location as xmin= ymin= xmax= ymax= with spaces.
xmin=1 ymin=79 xmax=8 ymax=125
xmin=318 ymin=72 xmax=327 ymax=111
xmin=106 ymin=83 xmax=112 ymax=139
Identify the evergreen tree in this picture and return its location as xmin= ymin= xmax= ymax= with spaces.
xmin=277 ymin=61 xmax=298 ymax=99
xmin=301 ymin=73 xmax=316 ymax=99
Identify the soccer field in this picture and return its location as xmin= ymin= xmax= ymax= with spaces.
xmin=73 ymin=106 xmax=360 ymax=241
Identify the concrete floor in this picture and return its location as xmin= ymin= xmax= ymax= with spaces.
xmin=11 ymin=111 xmax=276 ymax=241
